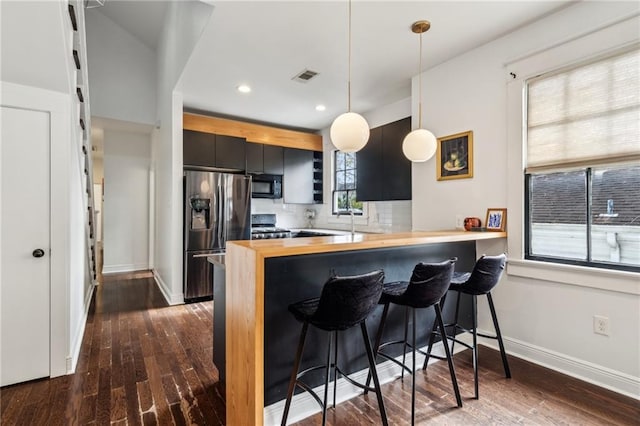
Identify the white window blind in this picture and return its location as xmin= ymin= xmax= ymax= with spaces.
xmin=526 ymin=48 xmax=640 ymax=172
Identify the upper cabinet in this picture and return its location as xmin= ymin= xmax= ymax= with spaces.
xmin=356 ymin=117 xmax=412 ymax=201
xmin=183 ymin=130 xmax=216 ymax=167
xmin=215 ymin=134 xmax=246 ymax=170
xmin=283 ymin=148 xmax=323 ymax=204
xmin=355 ymin=126 xmax=383 ymax=201
xmin=183 ymin=113 xmax=322 ymax=203
xmin=247 ymin=142 xmax=284 ymax=175
xmin=264 ymin=145 xmax=285 ymax=175
xmin=183 ymin=131 xmax=246 ymax=170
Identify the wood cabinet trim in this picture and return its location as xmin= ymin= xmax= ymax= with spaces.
xmin=184 ymin=112 xmax=322 ymax=151
xmin=231 ymin=231 xmax=507 ymax=259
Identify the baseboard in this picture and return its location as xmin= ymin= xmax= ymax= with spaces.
xmin=468 ymin=329 xmax=640 ymax=401
xmin=102 ymin=263 xmax=149 ymax=274
xmin=265 ymin=340 xmax=466 ymax=426
xmin=67 ymin=282 xmax=95 ymax=374
xmin=152 ymin=270 xmax=184 ymax=305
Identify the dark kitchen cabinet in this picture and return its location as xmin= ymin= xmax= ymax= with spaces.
xmin=246 ymin=142 xmax=263 ymax=173
xmin=283 ymin=148 xmax=322 ymax=204
xmin=184 ymin=130 xmax=245 ymax=170
xmin=184 ymin=130 xmax=215 ymax=167
xmin=263 ymin=145 xmax=284 ymax=175
xmin=356 ymin=117 xmax=412 ymax=201
xmin=246 ymin=143 xmax=284 ymax=175
xmin=381 ymin=118 xmax=412 ymax=200
xmin=215 ymin=134 xmax=246 ymax=170
xmin=312 ymin=151 xmax=323 ymax=203
xmin=355 ymin=126 xmax=383 ymax=201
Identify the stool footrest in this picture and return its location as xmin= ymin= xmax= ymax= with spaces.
xmin=336 ymin=366 xmax=378 ymax=393
xmin=295 ymin=380 xmax=325 ymax=409
xmin=376 ymin=351 xmax=414 ymax=376
xmin=296 ymin=364 xmax=326 ymax=380
xmin=430 ymin=330 xmax=473 ymax=352
xmin=477 ymin=332 xmax=499 ymax=340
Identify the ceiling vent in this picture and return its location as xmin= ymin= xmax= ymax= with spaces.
xmin=292 ymin=69 xmax=319 ymax=83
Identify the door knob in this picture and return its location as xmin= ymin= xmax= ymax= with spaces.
xmin=32 ymin=249 xmax=45 ymax=258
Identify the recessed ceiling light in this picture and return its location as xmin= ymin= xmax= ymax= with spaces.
xmin=237 ymin=84 xmax=251 ymax=93
xmin=315 ymin=104 xmax=326 ymax=111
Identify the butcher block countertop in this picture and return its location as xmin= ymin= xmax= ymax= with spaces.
xmin=229 ymin=230 xmax=507 ymax=258
xmin=223 ymin=230 xmax=506 ymax=425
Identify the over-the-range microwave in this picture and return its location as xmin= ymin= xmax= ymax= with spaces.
xmin=250 ymin=174 xmax=282 ymax=199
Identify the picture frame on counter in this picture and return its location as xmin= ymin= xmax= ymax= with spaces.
xmin=486 ymin=208 xmax=507 ymax=231
xmin=436 ymin=130 xmax=473 ymax=181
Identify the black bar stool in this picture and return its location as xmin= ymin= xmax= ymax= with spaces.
xmin=366 ymin=259 xmax=462 ymax=425
xmin=423 ymin=253 xmax=511 ymax=399
xmin=281 ymin=269 xmax=388 ymax=426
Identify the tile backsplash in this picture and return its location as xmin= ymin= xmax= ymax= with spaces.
xmin=251 ymin=198 xmax=309 ymax=229
xmin=251 ymin=198 xmax=412 ymax=233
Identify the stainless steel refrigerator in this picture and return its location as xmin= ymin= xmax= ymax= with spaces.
xmin=183 ymin=170 xmax=251 ymax=301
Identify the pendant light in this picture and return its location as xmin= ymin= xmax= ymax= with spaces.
xmin=402 ymin=20 xmax=437 ymax=162
xmin=330 ymin=0 xmax=370 ymax=153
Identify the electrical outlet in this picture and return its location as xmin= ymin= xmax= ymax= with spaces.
xmin=593 ymin=315 xmax=610 ymax=336
xmin=455 ymin=215 xmax=464 ymax=229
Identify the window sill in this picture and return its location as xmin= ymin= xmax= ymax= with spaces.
xmin=507 ymin=259 xmax=640 ymax=295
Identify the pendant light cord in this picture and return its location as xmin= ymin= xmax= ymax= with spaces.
xmin=348 ymin=0 xmax=352 ymax=112
xmin=418 ymin=30 xmax=423 ymax=128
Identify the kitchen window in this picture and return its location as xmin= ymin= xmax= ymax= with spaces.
xmin=332 ymin=151 xmax=363 ymax=215
xmin=524 ymin=47 xmax=640 ymax=272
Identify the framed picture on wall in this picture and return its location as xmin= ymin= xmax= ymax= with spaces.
xmin=485 ymin=208 xmax=507 ymax=232
xmin=436 ymin=130 xmax=473 ymax=181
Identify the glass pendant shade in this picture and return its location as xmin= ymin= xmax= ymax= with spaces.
xmin=402 ymin=128 xmax=437 ymax=162
xmin=330 ymin=112 xmax=370 ymax=153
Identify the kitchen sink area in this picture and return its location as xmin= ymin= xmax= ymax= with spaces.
xmin=289 ymin=228 xmax=365 ymax=238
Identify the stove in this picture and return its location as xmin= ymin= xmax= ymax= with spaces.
xmin=251 ymin=214 xmax=292 ymax=239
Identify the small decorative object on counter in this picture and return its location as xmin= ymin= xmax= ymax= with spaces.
xmin=304 ymin=208 xmax=316 ymax=228
xmin=485 ymin=208 xmax=507 ymax=232
xmin=463 ymin=217 xmax=481 ymax=231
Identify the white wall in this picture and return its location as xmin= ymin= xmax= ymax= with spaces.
xmin=153 ymin=1 xmax=214 ymax=304
xmin=92 ymin=156 xmax=103 ymax=182
xmin=411 ymin=1 xmax=640 ymax=397
xmin=85 ymin=8 xmax=157 ymax=126
xmin=103 ymin=130 xmax=150 ymax=273
xmin=0 ymin=1 xmax=70 ymax=94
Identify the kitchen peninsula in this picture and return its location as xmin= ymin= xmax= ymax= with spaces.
xmin=224 ymin=230 xmax=506 ymax=425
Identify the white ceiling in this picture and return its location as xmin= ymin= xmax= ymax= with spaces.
xmin=96 ymin=0 xmax=575 ymax=131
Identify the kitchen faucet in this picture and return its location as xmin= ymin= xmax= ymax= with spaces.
xmin=337 ymin=209 xmax=355 ymax=236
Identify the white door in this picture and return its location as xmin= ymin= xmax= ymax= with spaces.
xmin=1 ymin=106 xmax=50 ymax=386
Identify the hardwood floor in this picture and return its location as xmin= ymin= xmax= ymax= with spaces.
xmin=1 ymin=275 xmax=638 ymax=425
xmin=1 ymin=273 xmax=225 ymax=425
xmin=293 ymin=345 xmax=639 ymax=426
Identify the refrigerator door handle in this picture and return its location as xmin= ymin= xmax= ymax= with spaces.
xmin=217 ymin=183 xmax=224 ymax=248
xmin=191 ymin=253 xmax=222 ymax=258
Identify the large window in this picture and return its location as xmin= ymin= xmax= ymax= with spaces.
xmin=524 ymin=48 xmax=640 ymax=271
xmin=333 ymin=151 xmax=363 ymax=215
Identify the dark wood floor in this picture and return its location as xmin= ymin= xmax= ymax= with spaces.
xmin=1 ymin=273 xmax=225 ymax=425
xmin=1 ymin=275 xmax=638 ymax=425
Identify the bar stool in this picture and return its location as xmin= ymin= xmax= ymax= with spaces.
xmin=281 ymin=269 xmax=388 ymax=426
xmin=423 ymin=253 xmax=511 ymax=399
xmin=366 ymin=259 xmax=462 ymax=425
